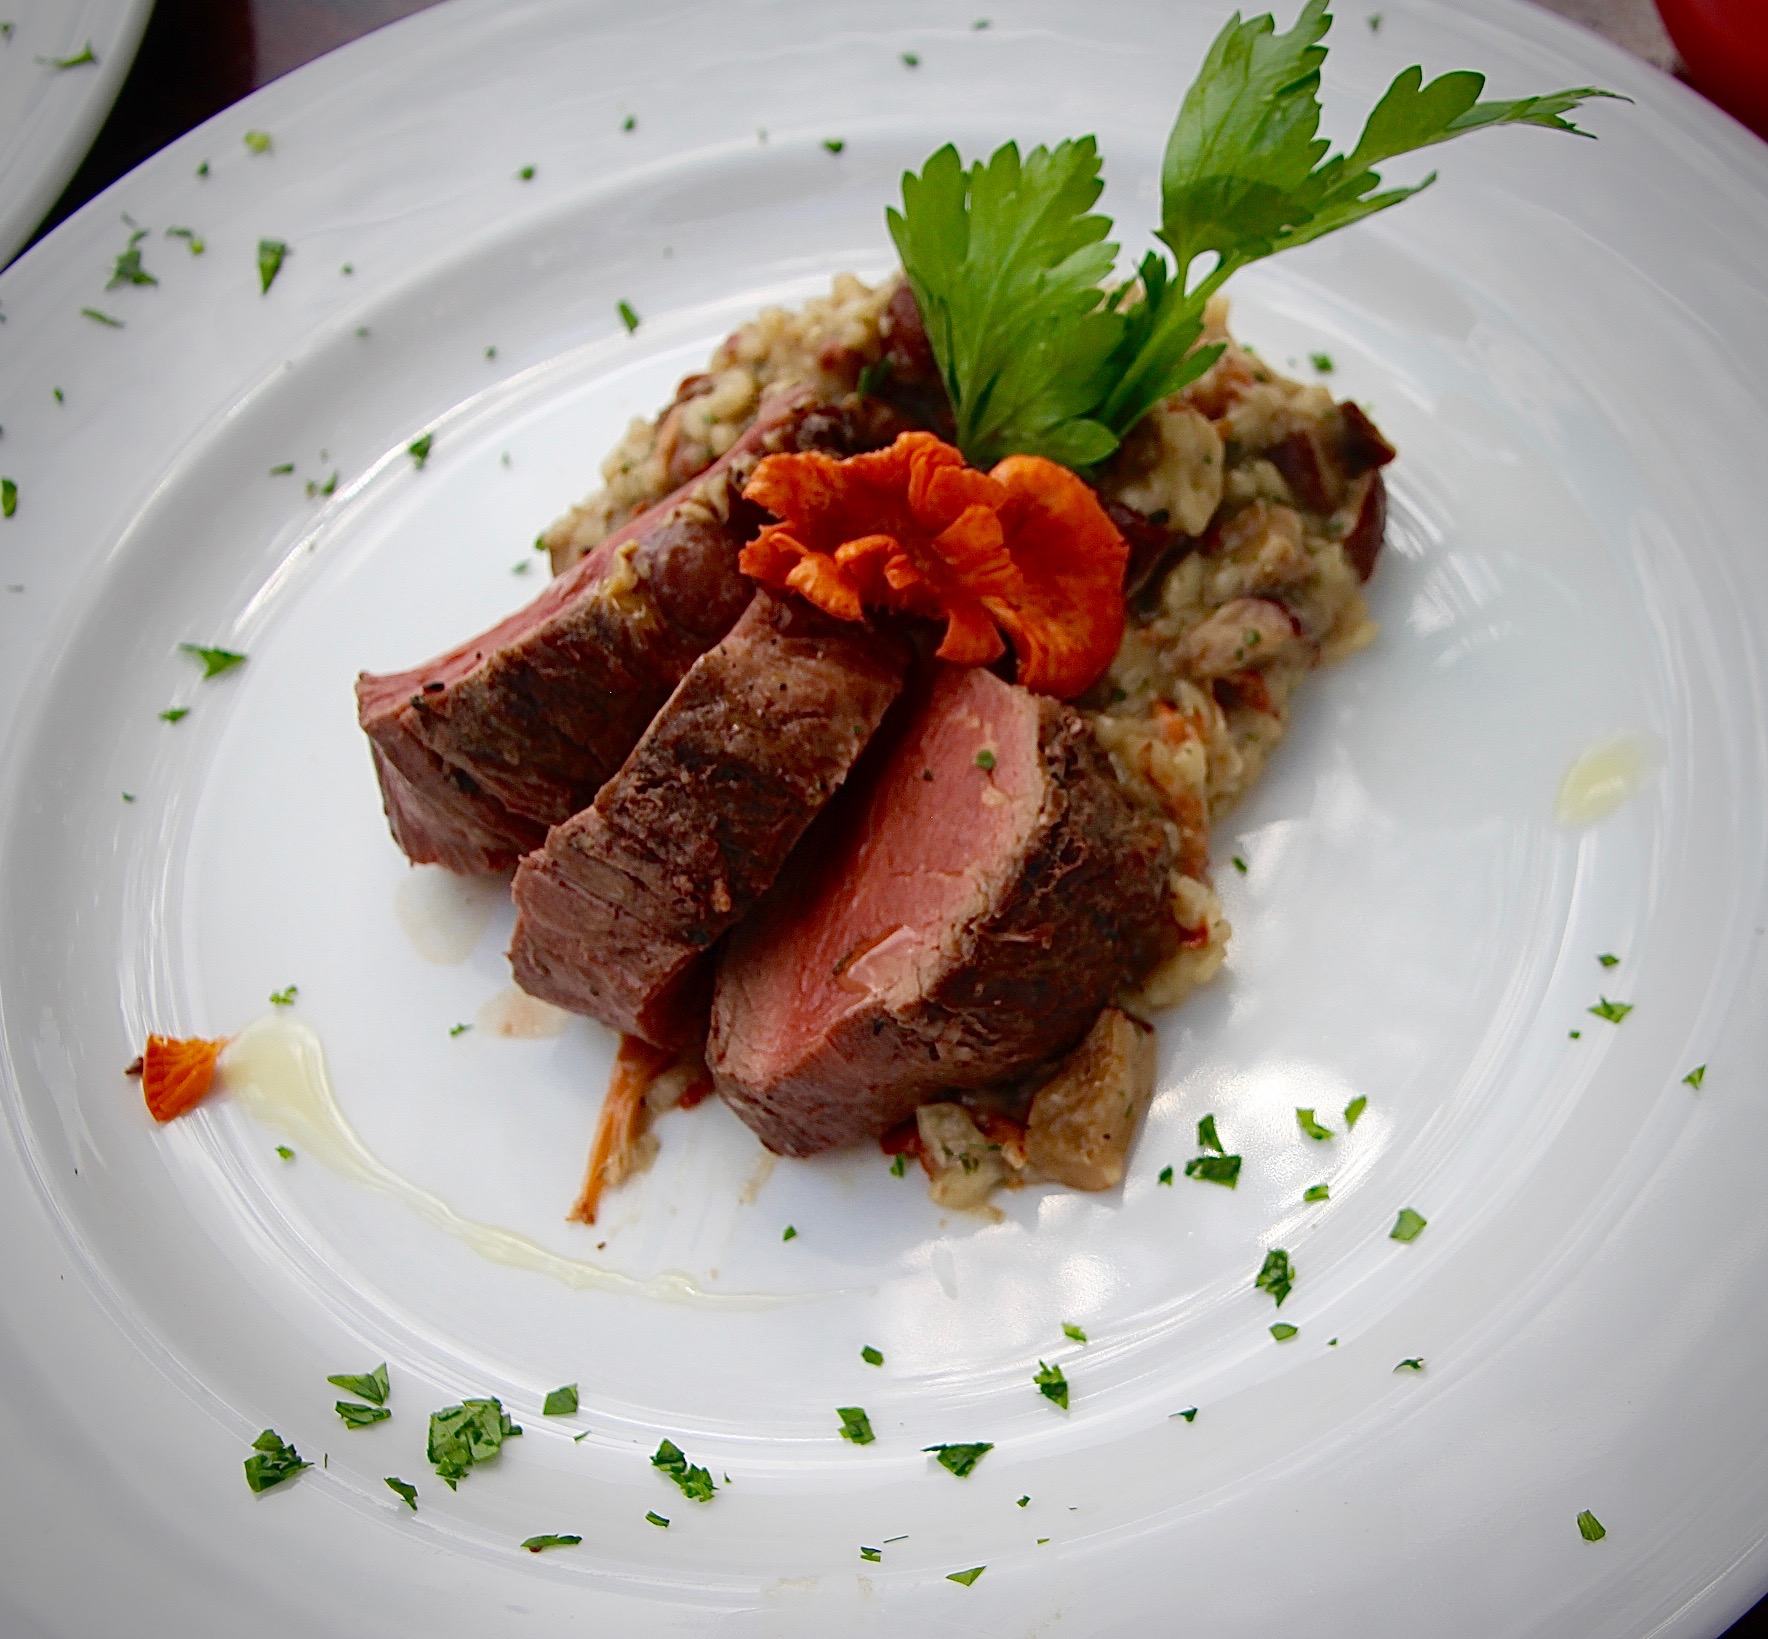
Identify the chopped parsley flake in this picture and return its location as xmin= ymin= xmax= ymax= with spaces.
xmin=449 ymin=1022 xmax=471 ymax=1037
xmin=521 ymin=1534 xmax=581 ymax=1552
xmin=81 ymin=306 xmax=123 ymax=327
xmin=196 ymin=160 xmax=210 ymax=177
xmin=823 ymin=138 xmax=846 ymax=154
xmin=518 ymin=165 xmax=535 ymax=181
xmin=1033 ymin=1360 xmax=1069 ymax=1409
xmin=645 ymin=1510 xmax=670 ymax=1528
xmin=1683 ymin=1065 xmax=1706 ymax=1090
xmin=53 ymin=387 xmax=64 ymax=403
xmin=327 ymin=1363 xmax=388 ymax=1404
xmin=1577 ymin=1509 xmax=1606 ymax=1542
xmin=837 ymin=1406 xmax=875 ymax=1444
xmin=276 ymin=1145 xmax=294 ymax=1160
xmin=975 ymin=748 xmax=996 ymax=771
xmin=622 ymin=115 xmax=636 ymax=131
xmin=159 ymin=707 xmax=189 ymax=723
xmin=860 ymin=1545 xmax=881 ymax=1561
xmin=109 ymin=231 xmax=157 ymax=288
xmin=1597 ymin=952 xmax=1619 ymax=967
xmin=1184 ymin=1153 xmax=1241 ymax=1187
xmin=1296 ymin=1108 xmax=1334 ymax=1141
xmin=543 ymin=1384 xmax=578 ymax=1416
xmin=651 ymin=1438 xmax=716 ymax=1501
xmin=1394 ymin=1357 xmax=1424 ymax=1372
xmin=408 ymin=433 xmax=434 ymax=469
xmin=1588 ymin=997 xmax=1632 ymax=1024
xmin=427 ymin=1397 xmax=520 ymax=1488
xmin=1255 ymin=1248 xmax=1293 ymax=1307
xmin=304 ymin=470 xmax=339 ymax=500
xmin=44 ymin=43 xmax=98 ymax=68
xmin=244 ymin=130 xmax=272 ymax=154
xmin=1270 ymin=1322 xmax=1298 ymax=1341
xmin=947 ymin=1566 xmax=986 ymax=1587
xmin=1309 ymin=351 xmax=1334 ymax=372
xmin=269 ymin=985 xmax=297 ymax=1006
xmin=1303 ymin=1183 xmax=1329 ymax=1203
xmin=243 ymin=1428 xmax=309 ymax=1492
xmin=925 ymin=1442 xmax=992 ymax=1477
xmin=1343 ymin=1095 xmax=1367 ymax=1129
xmin=1017 ymin=1494 xmax=1031 ymax=1506
xmin=0 ymin=478 xmax=13 ymax=517
xmin=1390 ymin=1207 xmax=1427 ymax=1243
xmin=269 ymin=462 xmax=294 ymax=475
xmin=782 ymin=1224 xmax=797 ymax=1241
xmin=1062 ymin=1322 xmax=1087 ymax=1343
xmin=121 ymin=792 xmax=135 ymax=803
xmin=1157 ymin=1164 xmax=1174 ymax=1185
xmin=889 ymin=1152 xmax=907 ymax=1176
xmin=902 ymin=51 xmax=920 ymax=66
xmin=384 ymin=1476 xmax=417 ymax=1510
xmin=1196 ymin=1113 xmax=1223 ymax=1153
xmin=256 ymin=238 xmax=289 ymax=293
xmin=1172 ymin=1407 xmax=1198 ymax=1422
xmin=617 ymin=299 xmax=641 ymax=333
xmin=179 ymin=642 xmax=246 ymax=679
xmin=166 ymin=226 xmax=205 ymax=255
xmin=1231 ymin=854 xmax=1248 ymax=873
xmin=1569 ymin=1029 xmax=1581 ymax=1039
xmin=336 ymin=1400 xmax=391 ymax=1428
xmin=1367 ymin=11 xmax=1383 ymax=31
xmin=861 ymin=1345 xmax=884 ymax=1366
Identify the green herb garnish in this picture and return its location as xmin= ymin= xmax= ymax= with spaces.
xmin=617 ymin=299 xmax=640 ymax=333
xmin=1255 ymin=1248 xmax=1294 ymax=1306
xmin=1683 ymin=1065 xmax=1706 ymax=1091
xmin=179 ymin=642 xmax=246 ymax=679
xmin=837 ymin=1406 xmax=876 ymax=1444
xmin=449 ymin=1022 xmax=471 ymax=1038
xmin=1033 ymin=1360 xmax=1069 ymax=1409
xmin=645 ymin=1510 xmax=670 ymax=1528
xmin=1017 ymin=1494 xmax=1031 ymax=1506
xmin=81 ymin=306 xmax=123 ymax=327
xmin=782 ymin=1224 xmax=797 ymax=1241
xmin=974 ymin=748 xmax=996 ymax=771
xmin=887 ymin=0 xmax=1614 ymax=469
xmin=1173 ymin=1407 xmax=1198 ymax=1422
xmin=925 ymin=1442 xmax=993 ymax=1477
xmin=651 ymin=1438 xmax=716 ymax=1501
xmin=622 ymin=115 xmax=636 ymax=131
xmin=521 ymin=1534 xmax=581 ymax=1552
xmin=243 ymin=1428 xmax=309 ymax=1492
xmin=902 ymin=51 xmax=920 ymax=67
xmin=1389 ymin=1207 xmax=1427 ymax=1242
xmin=1309 ymin=351 xmax=1334 ymax=372
xmin=336 ymin=1400 xmax=391 ymax=1428
xmin=1296 ymin=1107 xmax=1334 ymax=1141
xmin=1597 ymin=952 xmax=1619 ymax=967
xmin=166 ymin=226 xmax=205 ymax=255
xmin=327 ymin=1362 xmax=388 ymax=1404
xmin=257 ymin=238 xmax=289 ymax=293
xmin=269 ymin=462 xmax=294 ymax=475
xmin=43 ymin=43 xmax=98 ymax=68
xmin=1588 ymin=997 xmax=1632 ymax=1024
xmin=384 ymin=1476 xmax=417 ymax=1510
xmin=1157 ymin=1164 xmax=1174 ymax=1185
xmin=269 ymin=985 xmax=297 ymax=1006
xmin=1270 ymin=1322 xmax=1298 ymax=1341
xmin=1577 ymin=1509 xmax=1606 ymax=1542
xmin=408 ymin=433 xmax=433 ymax=469
xmin=1 ymin=478 xmax=15 ymax=517
xmin=306 ymin=470 xmax=338 ymax=498
xmin=947 ymin=1566 xmax=986 ymax=1587
xmin=276 ymin=1145 xmax=294 ymax=1160
xmin=518 ymin=165 xmax=536 ymax=181
xmin=889 ymin=1152 xmax=907 ymax=1176
xmin=1393 ymin=1357 xmax=1425 ymax=1373
xmin=1062 ymin=1322 xmax=1087 ymax=1343
xmin=856 ymin=357 xmax=893 ymax=399
xmin=1196 ymin=1113 xmax=1223 ymax=1153
xmin=1231 ymin=854 xmax=1248 ymax=873
xmin=1184 ymin=1153 xmax=1241 ymax=1187
xmin=159 ymin=707 xmax=189 ymax=723
xmin=860 ymin=1545 xmax=882 ymax=1561
xmin=1343 ymin=1095 xmax=1367 ymax=1129
xmin=427 ymin=1397 xmax=520 ymax=1488
xmin=823 ymin=138 xmax=846 ymax=155
xmin=861 ymin=1345 xmax=885 ymax=1365
xmin=1303 ymin=1182 xmax=1329 ymax=1202
xmin=244 ymin=130 xmax=272 ymax=154
xmin=543 ymin=1384 xmax=579 ymax=1416
xmin=109 ymin=230 xmax=157 ymax=288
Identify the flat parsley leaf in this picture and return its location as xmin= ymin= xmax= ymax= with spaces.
xmin=336 ymin=1400 xmax=391 ymax=1429
xmin=543 ymin=1384 xmax=579 ymax=1416
xmin=1033 ymin=1360 xmax=1069 ymax=1409
xmin=1303 ymin=1182 xmax=1329 ymax=1202
xmin=269 ymin=985 xmax=297 ymax=1006
xmin=925 ymin=1441 xmax=992 ymax=1477
xmin=1394 ymin=1357 xmax=1425 ymax=1372
xmin=257 ymin=238 xmax=289 ymax=294
xmin=1184 ymin=1152 xmax=1241 ymax=1187
xmin=384 ymin=1475 xmax=417 ymax=1510
xmin=1390 ymin=1207 xmax=1427 ymax=1242
xmin=1296 ymin=1107 xmax=1334 ymax=1141
xmin=43 ymin=43 xmax=98 ymax=68
xmin=1588 ymin=997 xmax=1632 ymax=1024
xmin=1255 ymin=1248 xmax=1294 ymax=1306
xmin=1 ymin=478 xmax=15 ymax=518
xmin=861 ymin=1345 xmax=885 ymax=1366
xmin=617 ymin=299 xmax=640 ymax=333
xmin=408 ymin=433 xmax=434 ymax=469
xmin=1343 ymin=1095 xmax=1368 ymax=1129
xmin=243 ymin=1428 xmax=309 ymax=1493
xmin=521 ymin=1534 xmax=581 ymax=1553
xmin=837 ymin=1406 xmax=875 ymax=1444
xmin=1270 ymin=1322 xmax=1299 ymax=1341
xmin=860 ymin=1544 xmax=882 ymax=1561
xmin=947 ymin=1566 xmax=986 ymax=1586
xmin=1062 ymin=1322 xmax=1087 ymax=1344
xmin=108 ymin=230 xmax=157 ymax=289
xmin=1577 ymin=1509 xmax=1606 ymax=1542
xmin=1196 ymin=1113 xmax=1224 ymax=1153
xmin=244 ymin=130 xmax=272 ymax=154
xmin=645 ymin=1510 xmax=670 ymax=1528
xmin=166 ymin=225 xmax=205 ymax=255
xmin=327 ymin=1362 xmax=388 ymax=1404
xmin=179 ymin=642 xmax=246 ymax=679
xmin=1683 ymin=1065 xmax=1706 ymax=1091
xmin=651 ymin=1438 xmax=717 ymax=1501
xmin=1157 ymin=1164 xmax=1174 ymax=1185
xmin=427 ymin=1397 xmax=520 ymax=1488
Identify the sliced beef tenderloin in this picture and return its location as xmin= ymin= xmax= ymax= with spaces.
xmin=357 ymin=397 xmax=810 ymax=874
xmin=507 ymin=592 xmax=908 ymax=1049
xmin=710 ymin=665 xmax=1176 ymax=1157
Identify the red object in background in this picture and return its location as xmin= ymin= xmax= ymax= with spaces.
xmin=1655 ymin=0 xmax=1768 ymax=139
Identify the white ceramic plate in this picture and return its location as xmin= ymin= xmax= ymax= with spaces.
xmin=3 ymin=1 xmax=1767 ymax=1633
xmin=0 ymin=0 xmax=154 ymax=267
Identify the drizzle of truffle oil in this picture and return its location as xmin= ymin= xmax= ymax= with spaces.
xmin=1555 ymin=735 xmax=1650 ymax=827
xmin=217 ymin=1015 xmax=754 ymax=1306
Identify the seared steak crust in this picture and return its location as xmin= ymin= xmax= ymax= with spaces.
xmin=507 ymin=593 xmax=908 ymax=1048
xmin=711 ymin=679 xmax=1177 ymax=1156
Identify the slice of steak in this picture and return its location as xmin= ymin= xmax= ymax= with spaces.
xmin=710 ymin=665 xmax=1176 ymax=1157
xmin=357 ymin=397 xmax=809 ymax=873
xmin=507 ymin=592 xmax=908 ymax=1048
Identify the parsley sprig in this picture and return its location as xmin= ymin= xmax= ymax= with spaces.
xmin=888 ymin=0 xmax=1615 ymax=469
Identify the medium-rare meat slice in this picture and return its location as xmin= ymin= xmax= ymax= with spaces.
xmin=709 ymin=665 xmax=1176 ymax=1157
xmin=356 ymin=397 xmax=811 ymax=875
xmin=507 ymin=593 xmax=908 ymax=1048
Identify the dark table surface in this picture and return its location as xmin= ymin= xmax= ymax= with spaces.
xmin=25 ymin=2 xmax=1768 ymax=1634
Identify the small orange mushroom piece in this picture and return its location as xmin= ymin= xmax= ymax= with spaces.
xmin=140 ymin=1034 xmax=229 ymax=1123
